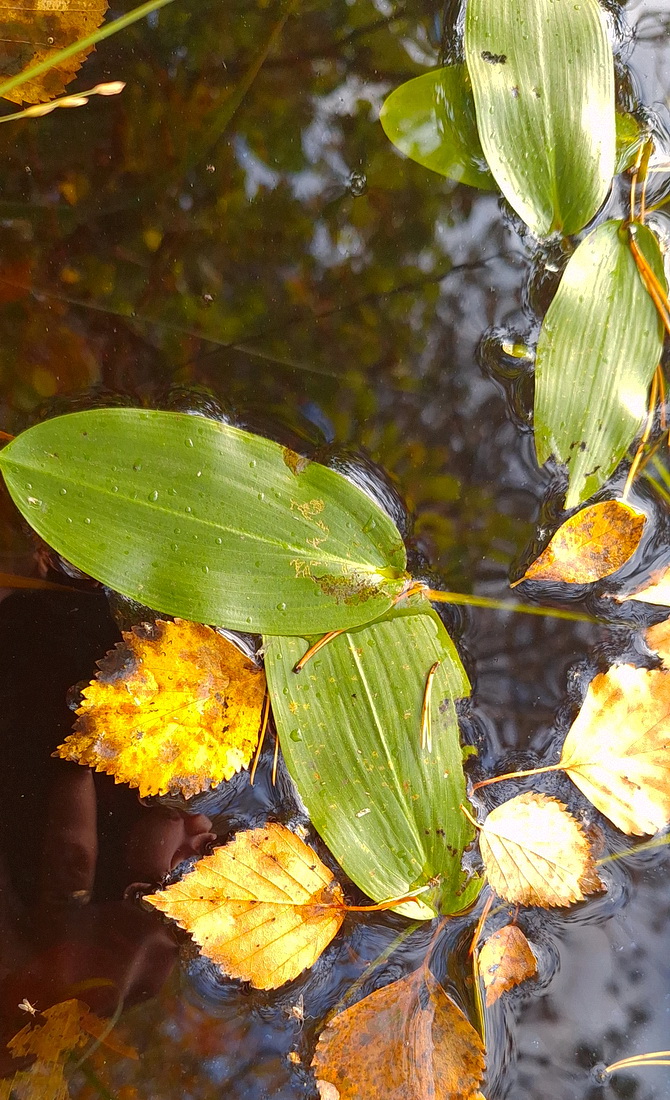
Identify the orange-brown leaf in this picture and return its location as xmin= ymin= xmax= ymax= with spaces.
xmin=646 ymin=617 xmax=670 ymax=666
xmin=478 ymin=792 xmax=603 ymax=907
xmin=56 ymin=618 xmax=266 ymax=798
xmin=145 ymin=823 xmax=346 ymax=989
xmin=0 ymin=0 xmax=109 ymax=106
xmin=516 ymin=500 xmax=645 ymax=585
xmin=312 ymin=967 xmax=485 ymax=1100
xmin=478 ymin=925 xmax=537 ymax=1006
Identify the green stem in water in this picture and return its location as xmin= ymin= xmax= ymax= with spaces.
xmin=424 ymin=588 xmax=598 ymax=625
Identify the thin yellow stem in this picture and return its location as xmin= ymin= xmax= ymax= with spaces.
xmin=657 ymin=364 xmax=667 ymax=431
xmin=607 ymin=1052 xmax=670 ymax=1073
xmin=249 ymin=691 xmax=270 ymax=786
xmin=623 ymin=367 xmax=659 ymax=500
xmin=469 ymin=891 xmax=494 ymax=957
xmin=598 ymin=832 xmax=670 ymax=865
xmin=460 ymin=803 xmax=481 ymax=831
xmin=420 ymin=661 xmax=440 ymax=753
xmin=629 ymin=227 xmax=670 ymax=338
xmin=271 ymin=730 xmax=279 ymax=786
xmin=639 ymin=139 xmax=654 ymax=223
xmin=423 ymin=588 xmax=598 ymax=624
xmin=471 ymin=763 xmax=564 ymax=793
xmin=293 ymin=627 xmax=347 ymax=673
xmin=343 ymin=883 xmax=432 ymax=912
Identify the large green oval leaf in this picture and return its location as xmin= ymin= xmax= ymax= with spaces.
xmin=534 ymin=220 xmax=666 ymax=509
xmin=265 ymin=605 xmax=482 ymax=919
xmin=0 ymin=409 xmax=407 ymax=634
xmin=380 ymin=66 xmax=495 ymax=189
xmin=464 ymin=0 xmax=615 ymax=236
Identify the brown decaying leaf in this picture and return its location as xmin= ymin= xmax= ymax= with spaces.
xmin=623 ymin=564 xmax=670 ymax=609
xmin=56 ymin=618 xmax=266 ymax=798
xmin=559 ymin=664 xmax=670 ymax=835
xmin=478 ymin=792 xmax=603 ymax=907
xmin=478 ymin=925 xmax=538 ymax=1006
xmin=312 ymin=967 xmax=485 ymax=1100
xmin=516 ymin=500 xmax=645 ymax=586
xmin=0 ymin=0 xmax=109 ymax=105
xmin=145 ymin=823 xmax=346 ymax=989
xmin=0 ymin=998 xmax=136 ymax=1100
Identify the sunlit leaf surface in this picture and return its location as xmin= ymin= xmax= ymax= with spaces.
xmin=478 ymin=792 xmax=603 ymax=906
xmin=478 ymin=924 xmax=537 ymax=1006
xmin=146 ymin=823 xmax=346 ymax=989
xmin=56 ymin=618 xmax=266 ymax=798
xmin=312 ymin=967 xmax=486 ymax=1100
xmin=265 ymin=605 xmax=482 ymax=919
xmin=518 ymin=500 xmax=645 ymax=585
xmin=0 ymin=409 xmax=407 ymax=634
xmin=534 ymin=221 xmax=665 ymax=508
xmin=465 ymin=0 xmax=614 ymax=237
xmin=380 ymin=66 xmax=495 ymax=189
xmin=0 ymin=0 xmax=109 ymax=105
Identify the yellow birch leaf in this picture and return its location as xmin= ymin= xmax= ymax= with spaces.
xmin=145 ymin=823 xmax=346 ymax=989
xmin=558 ymin=664 xmax=670 ymax=835
xmin=515 ymin=500 xmax=645 ymax=585
xmin=477 ymin=924 xmax=538 ymax=1006
xmin=646 ymin=618 xmax=670 ymax=667
xmin=478 ymin=792 xmax=603 ymax=907
xmin=56 ymin=618 xmax=266 ymax=799
xmin=312 ymin=967 xmax=485 ymax=1100
xmin=622 ymin=564 xmax=670 ymax=609
xmin=0 ymin=0 xmax=109 ymax=105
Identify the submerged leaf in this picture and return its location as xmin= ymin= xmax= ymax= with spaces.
xmin=478 ymin=792 xmax=603 ymax=907
xmin=55 ymin=619 xmax=266 ymax=798
xmin=145 ymin=823 xmax=346 ymax=989
xmin=464 ymin=0 xmax=614 ymax=236
xmin=559 ymin=664 xmax=670 ymax=835
xmin=380 ymin=66 xmax=495 ymax=189
xmin=0 ymin=0 xmax=109 ymax=105
xmin=265 ymin=605 xmax=482 ymax=920
xmin=0 ymin=409 xmax=407 ymax=635
xmin=517 ymin=500 xmax=645 ymax=585
xmin=312 ymin=967 xmax=485 ymax=1100
xmin=534 ymin=220 xmax=665 ymax=509
xmin=478 ymin=924 xmax=537 ymax=1006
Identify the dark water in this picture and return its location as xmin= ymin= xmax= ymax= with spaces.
xmin=0 ymin=0 xmax=669 ymax=1097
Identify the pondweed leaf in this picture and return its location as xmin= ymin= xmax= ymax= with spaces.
xmin=464 ymin=0 xmax=615 ymax=237
xmin=534 ymin=220 xmax=666 ymax=509
xmin=517 ymin=500 xmax=646 ymax=586
xmin=265 ymin=605 xmax=482 ymax=920
xmin=380 ymin=66 xmax=495 ymax=189
xmin=478 ymin=924 xmax=537 ymax=1006
xmin=312 ymin=967 xmax=486 ymax=1100
xmin=146 ymin=823 xmax=346 ymax=989
xmin=477 ymin=792 xmax=603 ymax=907
xmin=56 ymin=619 xmax=266 ymax=798
xmin=0 ymin=409 xmax=407 ymax=635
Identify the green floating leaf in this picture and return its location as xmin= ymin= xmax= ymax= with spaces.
xmin=464 ymin=0 xmax=615 ymax=236
xmin=265 ymin=605 xmax=482 ymax=919
xmin=380 ymin=66 xmax=495 ymax=189
xmin=0 ymin=409 xmax=407 ymax=634
xmin=615 ymin=112 xmax=646 ymax=175
xmin=534 ymin=220 xmax=666 ymax=509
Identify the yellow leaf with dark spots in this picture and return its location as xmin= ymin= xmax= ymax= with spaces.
xmin=145 ymin=823 xmax=346 ymax=989
xmin=516 ymin=500 xmax=645 ymax=585
xmin=558 ymin=664 xmax=670 ymax=835
xmin=0 ymin=0 xmax=109 ymax=105
xmin=478 ymin=792 xmax=603 ymax=907
xmin=478 ymin=924 xmax=537 ymax=1006
xmin=312 ymin=967 xmax=485 ymax=1100
xmin=55 ymin=618 xmax=266 ymax=798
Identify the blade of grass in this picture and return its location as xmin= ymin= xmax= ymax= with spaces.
xmin=0 ymin=0 xmax=176 ymax=103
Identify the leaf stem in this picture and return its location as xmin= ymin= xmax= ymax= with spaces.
xmin=460 ymin=803 xmax=481 ymax=831
xmin=471 ymin=763 xmax=564 ymax=792
xmin=423 ymin=588 xmax=598 ymax=624
xmin=606 ymin=1052 xmax=670 ymax=1074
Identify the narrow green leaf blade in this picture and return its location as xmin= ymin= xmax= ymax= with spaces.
xmin=534 ymin=220 xmax=666 ymax=508
xmin=0 ymin=409 xmax=407 ymax=634
xmin=380 ymin=66 xmax=495 ymax=189
xmin=465 ymin=0 xmax=615 ymax=236
xmin=265 ymin=605 xmax=482 ymax=919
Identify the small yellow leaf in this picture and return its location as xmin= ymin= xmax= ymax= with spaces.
xmin=0 ymin=0 xmax=109 ymax=105
xmin=478 ymin=924 xmax=538 ymax=1006
xmin=312 ymin=968 xmax=485 ymax=1100
xmin=145 ymin=823 xmax=346 ymax=989
xmin=558 ymin=664 xmax=670 ymax=835
xmin=478 ymin=792 xmax=603 ymax=907
xmin=56 ymin=618 xmax=266 ymax=798
xmin=622 ymin=564 xmax=670 ymax=608
xmin=516 ymin=500 xmax=645 ymax=585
